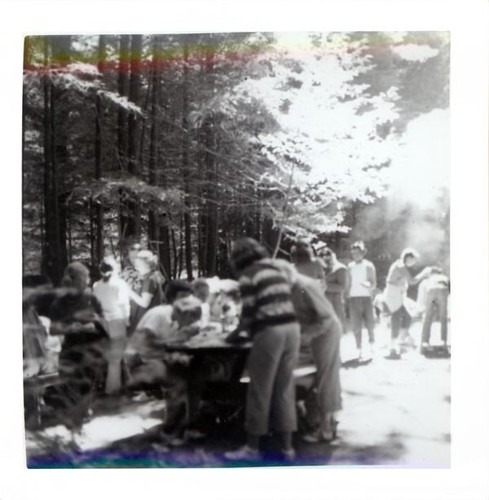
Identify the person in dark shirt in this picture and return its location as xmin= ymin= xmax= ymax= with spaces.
xmin=45 ymin=262 xmax=109 ymax=429
xmin=225 ymin=238 xmax=300 ymax=463
xmin=127 ymin=250 xmax=167 ymax=334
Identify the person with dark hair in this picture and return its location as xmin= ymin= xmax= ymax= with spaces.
xmin=124 ymin=281 xmax=203 ymax=442
xmin=124 ymin=279 xmax=196 ymax=388
xmin=319 ymin=247 xmax=348 ymax=333
xmin=224 ymin=238 xmax=300 ymax=462
xmin=291 ymin=239 xmax=326 ymax=291
xmin=347 ymin=241 xmax=377 ymax=359
xmin=127 ymin=250 xmax=167 ymax=333
xmin=45 ymin=262 xmax=109 ymax=429
xmin=384 ymin=248 xmax=431 ymax=358
xmin=93 ymin=256 xmax=131 ymax=395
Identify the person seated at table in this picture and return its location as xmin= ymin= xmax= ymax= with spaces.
xmin=124 ymin=280 xmax=198 ymax=386
xmin=44 ymin=262 xmax=110 ymax=430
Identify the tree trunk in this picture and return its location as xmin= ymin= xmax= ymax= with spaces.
xmin=117 ymin=35 xmax=130 ymax=171
xmin=182 ymin=37 xmax=193 ymax=280
xmin=41 ymin=36 xmax=70 ymax=284
xmin=120 ymin=34 xmax=143 ymax=241
xmin=93 ymin=34 xmax=106 ymax=263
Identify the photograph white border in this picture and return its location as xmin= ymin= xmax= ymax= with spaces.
xmin=1 ymin=0 xmax=488 ymax=499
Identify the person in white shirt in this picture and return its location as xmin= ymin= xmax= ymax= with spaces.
xmin=93 ymin=256 xmax=130 ymax=395
xmin=347 ymin=241 xmax=377 ymax=359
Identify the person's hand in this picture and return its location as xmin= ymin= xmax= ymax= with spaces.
xmin=225 ymin=329 xmax=250 ymax=343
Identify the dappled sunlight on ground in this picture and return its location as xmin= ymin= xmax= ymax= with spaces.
xmin=26 ymin=319 xmax=450 ymax=468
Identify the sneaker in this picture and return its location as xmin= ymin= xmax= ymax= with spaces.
xmin=302 ymin=430 xmax=335 ymax=443
xmin=386 ymin=349 xmax=401 ymax=360
xmin=224 ymin=445 xmax=261 ymax=461
xmin=280 ymin=448 xmax=296 ymax=462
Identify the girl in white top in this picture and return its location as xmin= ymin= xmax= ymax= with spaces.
xmin=93 ymin=256 xmax=131 ymax=395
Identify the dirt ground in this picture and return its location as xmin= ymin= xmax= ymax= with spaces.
xmin=25 ymin=319 xmax=450 ymax=469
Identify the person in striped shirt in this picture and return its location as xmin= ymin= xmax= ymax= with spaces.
xmin=225 ymin=238 xmax=301 ymax=463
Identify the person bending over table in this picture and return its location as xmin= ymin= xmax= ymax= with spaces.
xmin=224 ymin=238 xmax=300 ymax=463
xmin=271 ymin=259 xmax=342 ymax=443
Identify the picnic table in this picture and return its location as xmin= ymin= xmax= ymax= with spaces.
xmin=162 ymin=327 xmax=318 ymax=429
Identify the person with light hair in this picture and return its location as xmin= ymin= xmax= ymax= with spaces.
xmin=384 ymin=248 xmax=431 ymax=358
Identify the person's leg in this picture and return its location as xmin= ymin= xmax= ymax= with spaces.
xmin=105 ymin=319 xmax=127 ymax=395
xmin=246 ymin=330 xmax=286 ymax=440
xmin=269 ymin=325 xmax=300 ymax=453
xmin=421 ymin=291 xmax=436 ymax=346
xmin=390 ymin=308 xmax=403 ymax=354
xmin=363 ymin=297 xmax=376 ymax=345
xmin=349 ymin=298 xmax=363 ymax=353
xmin=310 ymin=323 xmax=342 ymax=438
xmin=438 ymin=290 xmax=449 ymax=345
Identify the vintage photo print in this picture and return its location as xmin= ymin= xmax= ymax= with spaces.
xmin=2 ymin=0 xmax=488 ymax=499
xmin=22 ymin=29 xmax=451 ymax=469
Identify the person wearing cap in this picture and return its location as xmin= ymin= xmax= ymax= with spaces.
xmin=224 ymin=237 xmax=300 ymax=463
xmin=384 ymin=248 xmax=431 ymax=358
xmin=127 ymin=250 xmax=167 ymax=333
xmin=347 ymin=241 xmax=377 ymax=359
xmin=93 ymin=256 xmax=131 ymax=395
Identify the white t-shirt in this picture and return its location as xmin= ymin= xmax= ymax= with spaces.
xmin=93 ymin=276 xmax=130 ymax=321
xmin=348 ymin=260 xmax=375 ymax=298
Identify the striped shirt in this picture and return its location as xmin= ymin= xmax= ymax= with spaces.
xmin=238 ymin=260 xmax=298 ymax=335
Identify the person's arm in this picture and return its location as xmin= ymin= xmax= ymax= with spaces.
xmin=408 ymin=267 xmax=432 ymax=286
xmin=362 ymin=262 xmax=377 ymax=293
xmin=128 ymin=277 xmax=154 ymax=309
xmin=236 ymin=274 xmax=255 ymax=332
xmin=326 ymin=267 xmax=348 ymax=293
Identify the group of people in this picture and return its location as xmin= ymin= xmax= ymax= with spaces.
xmin=291 ymin=238 xmax=450 ymax=359
xmin=22 ymin=235 xmax=449 ymax=461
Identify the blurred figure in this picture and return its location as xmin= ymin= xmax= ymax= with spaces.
xmin=272 ymin=259 xmax=342 ymax=443
xmin=93 ymin=256 xmax=131 ymax=395
xmin=124 ymin=281 xmax=202 ymax=442
xmin=46 ymin=262 xmax=109 ymax=429
xmin=291 ymin=239 xmax=326 ymax=291
xmin=225 ymin=238 xmax=300 ymax=462
xmin=121 ymin=241 xmax=143 ymax=332
xmin=127 ymin=250 xmax=167 ymax=333
xmin=319 ymin=247 xmax=348 ymax=333
xmin=192 ymin=278 xmax=211 ymax=327
xmin=384 ymin=249 xmax=431 ymax=358
xmin=418 ymin=267 xmax=450 ymax=352
xmin=347 ymin=241 xmax=377 ymax=359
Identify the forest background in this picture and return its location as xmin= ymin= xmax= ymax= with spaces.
xmin=22 ymin=31 xmax=450 ymax=286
